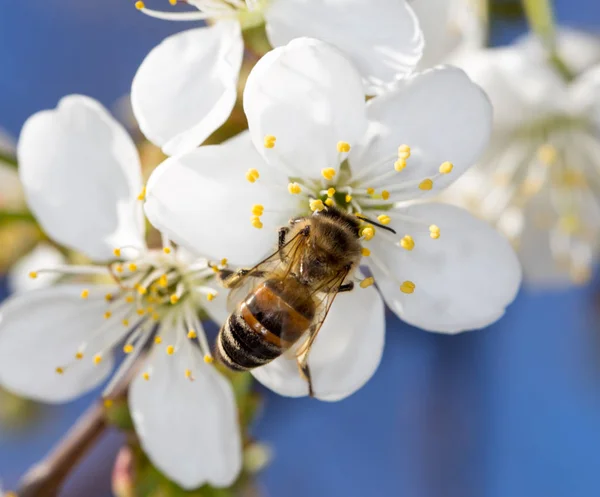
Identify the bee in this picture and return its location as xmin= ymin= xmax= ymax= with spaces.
xmin=214 ymin=206 xmax=396 ymax=397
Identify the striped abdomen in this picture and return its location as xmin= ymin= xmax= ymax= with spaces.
xmin=216 ymin=278 xmax=315 ymax=371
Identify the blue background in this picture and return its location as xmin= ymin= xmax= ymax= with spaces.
xmin=1 ymin=1 xmax=600 ymax=496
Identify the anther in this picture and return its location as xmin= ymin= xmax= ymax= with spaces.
xmin=325 ymin=198 xmax=335 ymax=207
xmin=137 ymin=186 xmax=146 ymax=201
xmin=166 ymin=345 xmax=175 ymax=355
xmin=263 ymin=135 xmax=276 ymax=149
xmin=207 ymin=293 xmax=216 ymax=301
xmin=187 ymin=330 xmax=197 ymax=339
xmin=80 ymin=289 xmax=89 ymax=299
xmin=169 ymin=0 xmax=177 ymax=4
xmin=400 ymin=235 xmax=415 ymax=251
xmin=158 ymin=274 xmax=168 ymax=287
xmin=143 ymin=372 xmax=150 ymax=381
xmin=204 ymin=355 xmax=214 ymax=364
xmin=321 ymin=168 xmax=336 ymax=181
xmin=93 ymin=354 xmax=103 ymax=365
xmin=105 ymin=293 xmax=113 ymax=302
xmin=327 ymin=188 xmax=336 ymax=197
xmin=220 ymin=258 xmax=228 ymax=266
xmin=309 ymin=199 xmax=325 ymax=212
xmin=104 ymin=311 xmax=112 ymax=319
xmin=398 ymin=144 xmax=411 ymax=159
xmin=137 ymin=286 xmax=148 ymax=295
xmin=251 ymin=204 xmax=264 ymax=216
xmin=128 ymin=263 xmax=137 ymax=272
xmin=429 ymin=225 xmax=440 ymax=239
xmin=113 ymin=248 xmax=121 ymax=257
xmin=382 ymin=190 xmax=390 ymax=200
xmin=136 ymin=308 xmax=145 ymax=316
xmin=337 ymin=141 xmax=351 ymax=153
xmin=152 ymin=312 xmax=160 ymax=321
xmin=288 ymin=182 xmax=302 ymax=194
xmin=185 ymin=369 xmax=193 ymax=380
xmin=122 ymin=319 xmax=130 ymax=327
xmin=394 ymin=159 xmax=407 ymax=172
xmin=163 ymin=247 xmax=171 ymax=254
xmin=55 ymin=367 xmax=64 ymax=375
xmin=251 ymin=216 xmax=263 ymax=229
xmin=29 ymin=271 xmax=38 ymax=279
xmin=400 ymin=281 xmax=415 ymax=294
xmin=345 ymin=194 xmax=352 ymax=203
xmin=377 ymin=215 xmax=391 ymax=225
xmin=361 ymin=248 xmax=371 ymax=257
xmin=115 ymin=264 xmax=124 ymax=273
xmin=538 ymin=144 xmax=558 ymax=165
xmin=123 ymin=344 xmax=134 ymax=354
xmin=245 ymin=168 xmax=260 ymax=183
xmin=419 ymin=179 xmax=433 ymax=191
xmin=125 ymin=295 xmax=135 ymax=303
xmin=361 ymin=226 xmax=375 ymax=241
xmin=360 ymin=277 xmax=375 ymax=288
xmin=366 ymin=187 xmax=375 ymax=195
xmin=135 ymin=1 xmax=145 ymax=10
xmin=439 ymin=161 xmax=454 ymax=174
xmin=170 ymin=294 xmax=179 ymax=304
xmin=75 ymin=352 xmax=84 ymax=360
xmin=154 ymin=336 xmax=163 ymax=344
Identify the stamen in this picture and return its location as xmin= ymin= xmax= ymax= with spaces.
xmin=418 ymin=179 xmax=433 ymax=191
xmin=360 ymin=277 xmax=375 ymax=288
xmin=206 ymin=292 xmax=216 ymax=301
xmin=400 ymin=235 xmax=415 ymax=251
xmin=288 ymin=182 xmax=302 ymax=194
xmin=163 ymin=247 xmax=172 ymax=254
xmin=439 ymin=161 xmax=454 ymax=174
xmin=361 ymin=226 xmax=375 ymax=241
xmin=263 ymin=135 xmax=276 ymax=149
xmin=166 ymin=345 xmax=175 ymax=355
xmin=137 ymin=186 xmax=146 ymax=201
xmin=204 ymin=355 xmax=214 ymax=364
xmin=187 ymin=330 xmax=198 ymax=339
xmin=185 ymin=368 xmax=194 ymax=380
xmin=170 ymin=294 xmax=179 ymax=304
xmin=251 ymin=204 xmax=264 ymax=216
xmin=429 ymin=225 xmax=441 ymax=239
xmin=113 ymin=248 xmax=121 ymax=257
xmin=361 ymin=248 xmax=371 ymax=257
xmin=246 ymin=168 xmax=260 ymax=183
xmin=325 ymin=198 xmax=335 ymax=207
xmin=381 ymin=190 xmax=390 ymax=200
xmin=377 ymin=215 xmax=391 ymax=225
xmin=309 ymin=199 xmax=325 ymax=212
xmin=123 ymin=344 xmax=134 ymax=354
xmin=80 ymin=289 xmax=90 ymax=299
xmin=93 ymin=354 xmax=103 ymax=365
xmin=154 ymin=336 xmax=163 ymax=344
xmin=29 ymin=271 xmax=38 ymax=279
xmin=143 ymin=372 xmax=150 ymax=381
xmin=104 ymin=311 xmax=112 ymax=319
xmin=251 ymin=216 xmax=263 ymax=229
xmin=105 ymin=293 xmax=113 ymax=302
xmin=366 ymin=187 xmax=375 ymax=195
xmin=337 ymin=141 xmax=351 ymax=153
xmin=400 ymin=281 xmax=416 ymax=294
xmin=345 ymin=194 xmax=352 ymax=203
xmin=394 ymin=159 xmax=407 ymax=172
xmin=537 ymin=144 xmax=558 ymax=165
xmin=327 ymin=188 xmax=336 ymax=197
xmin=397 ymin=144 xmax=411 ymax=159
xmin=75 ymin=352 xmax=84 ymax=360
xmin=135 ymin=3 xmax=214 ymax=20
xmin=55 ymin=367 xmax=64 ymax=375
xmin=321 ymin=168 xmax=336 ymax=181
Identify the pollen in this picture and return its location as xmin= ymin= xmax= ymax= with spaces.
xmin=245 ymin=168 xmax=260 ymax=183
xmin=154 ymin=336 xmax=163 ymax=344
xmin=80 ymin=289 xmax=89 ymax=299
xmin=327 ymin=188 xmax=336 ymax=197
xmin=251 ymin=204 xmax=264 ymax=216
xmin=204 ymin=354 xmax=214 ymax=364
xmin=185 ymin=369 xmax=193 ymax=379
xmin=128 ymin=263 xmax=137 ymax=272
xmin=104 ymin=311 xmax=112 ymax=319
xmin=93 ymin=354 xmax=103 ymax=365
xmin=123 ymin=344 xmax=134 ymax=354
xmin=113 ymin=248 xmax=121 ymax=257
xmin=337 ymin=141 xmax=351 ymax=153
xmin=166 ymin=345 xmax=175 ymax=355
xmin=360 ymin=277 xmax=375 ymax=289
xmin=163 ymin=246 xmax=171 ymax=254
xmin=310 ymin=199 xmax=325 ymax=212
xmin=143 ymin=372 xmax=150 ymax=381
xmin=398 ymin=144 xmax=411 ymax=159
xmin=325 ymin=198 xmax=335 ymax=207
xmin=29 ymin=271 xmax=38 ymax=279
xmin=263 ymin=135 xmax=276 ymax=148
xmin=382 ymin=190 xmax=390 ymax=200
xmin=361 ymin=226 xmax=375 ymax=241
xmin=400 ymin=280 xmax=415 ymax=294
xmin=170 ymin=294 xmax=179 ymax=304
xmin=439 ymin=161 xmax=454 ymax=174
xmin=158 ymin=274 xmax=168 ymax=287
xmin=187 ymin=330 xmax=197 ymax=339
xmin=429 ymin=225 xmax=441 ymax=239
xmin=394 ymin=159 xmax=407 ymax=172
xmin=104 ymin=293 xmax=113 ymax=302
xmin=137 ymin=186 xmax=146 ymax=201
xmin=321 ymin=168 xmax=336 ymax=181
xmin=75 ymin=352 xmax=84 ymax=360
xmin=377 ymin=215 xmax=391 ymax=225
xmin=288 ymin=182 xmax=302 ymax=194
xmin=538 ymin=144 xmax=558 ymax=165
xmin=55 ymin=367 xmax=64 ymax=375
xmin=135 ymin=1 xmax=145 ymax=9
xmin=366 ymin=187 xmax=375 ymax=195
xmin=361 ymin=248 xmax=371 ymax=257
xmin=207 ymin=292 xmax=216 ymax=301
xmin=400 ymin=235 xmax=415 ymax=251
xmin=251 ymin=216 xmax=263 ymax=229
xmin=419 ymin=179 xmax=433 ymax=191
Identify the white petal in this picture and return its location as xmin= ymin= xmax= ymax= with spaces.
xmin=17 ymin=95 xmax=145 ymax=261
xmin=131 ymin=22 xmax=243 ymax=156
xmin=368 ymin=202 xmax=521 ymax=333
xmin=129 ymin=346 xmax=242 ymax=489
xmin=252 ymin=283 xmax=385 ymax=401
xmin=144 ymin=132 xmax=295 ymax=265
xmin=350 ymin=66 xmax=492 ymax=199
xmin=0 ymin=163 xmax=24 ymax=211
xmin=264 ymin=0 xmax=423 ymax=93
xmin=8 ymin=243 xmax=67 ymax=293
xmin=0 ymin=285 xmax=115 ymax=402
xmin=243 ymin=38 xmax=368 ymax=178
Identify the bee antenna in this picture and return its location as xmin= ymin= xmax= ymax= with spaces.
xmin=356 ymin=214 xmax=397 ymax=234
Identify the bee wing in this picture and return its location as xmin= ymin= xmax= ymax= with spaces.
xmin=225 ymin=229 xmax=308 ymax=312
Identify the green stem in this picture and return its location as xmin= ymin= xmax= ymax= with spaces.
xmin=0 ymin=149 xmax=17 ymax=168
xmin=0 ymin=210 xmax=36 ymax=224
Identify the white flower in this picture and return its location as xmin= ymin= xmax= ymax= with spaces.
xmin=131 ymin=0 xmax=424 ymax=155
xmin=445 ymin=31 xmax=600 ymax=287
xmin=0 ymin=95 xmax=241 ymax=489
xmin=143 ymin=38 xmax=522 ymax=401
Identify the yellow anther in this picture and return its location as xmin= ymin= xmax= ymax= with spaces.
xmin=103 ymin=398 xmax=113 ymax=408
xmin=394 ymin=159 xmax=407 ymax=172
xmin=429 ymin=225 xmax=441 ymax=239
xmin=169 ymin=0 xmax=177 ymax=5
xmin=327 ymin=188 xmax=336 ymax=197
xmin=152 ymin=312 xmax=160 ymax=321
xmin=361 ymin=226 xmax=375 ymax=241
xmin=419 ymin=179 xmax=433 ymax=191
xmin=245 ymin=168 xmax=260 ymax=183
xmin=166 ymin=345 xmax=175 ymax=355
xmin=337 ymin=141 xmax=351 ymax=153
xmin=400 ymin=235 xmax=415 ymax=251
xmin=103 ymin=311 xmax=112 ymax=319
xmin=559 ymin=214 xmax=580 ymax=234
xmin=125 ymin=295 xmax=135 ymax=304
xmin=163 ymin=247 xmax=172 ymax=254
xmin=361 ymin=248 xmax=371 ymax=257
xmin=251 ymin=216 xmax=263 ymax=229
xmin=400 ymin=280 xmax=416 ymax=294
xmin=345 ymin=194 xmax=352 ymax=203
xmin=538 ymin=144 xmax=558 ymax=165
xmin=136 ymin=308 xmax=145 ymax=316
xmin=135 ymin=1 xmax=145 ymax=9
xmin=143 ymin=372 xmax=150 ymax=381
xmin=382 ymin=190 xmax=390 ymax=201
xmin=288 ymin=182 xmax=302 ymax=194
xmin=122 ymin=319 xmax=130 ymax=327
xmin=377 ymin=215 xmax=391 ymax=225
xmin=123 ymin=344 xmax=134 ymax=354
xmin=80 ymin=289 xmax=89 ymax=299
xmin=397 ymin=144 xmax=411 ymax=159
xmin=185 ymin=369 xmax=193 ymax=379
xmin=220 ymin=258 xmax=228 ymax=266
xmin=170 ymin=294 xmax=179 ymax=304
xmin=360 ymin=277 xmax=375 ymax=289
xmin=439 ymin=161 xmax=454 ymax=174
xmin=263 ymin=135 xmax=276 ymax=148
xmin=93 ymin=354 xmax=103 ymax=365
xmin=366 ymin=187 xmax=375 ymax=195
xmin=55 ymin=367 xmax=64 ymax=375
xmin=137 ymin=286 xmax=147 ymax=295
xmin=137 ymin=186 xmax=146 ymax=201
xmin=206 ymin=293 xmax=216 ymax=301
xmin=113 ymin=248 xmax=121 ymax=257
xmin=115 ymin=264 xmax=124 ymax=273
xmin=251 ymin=204 xmax=264 ymax=216
xmin=309 ymin=199 xmax=325 ymax=212
xmin=321 ymin=168 xmax=336 ymax=181
xmin=154 ymin=336 xmax=163 ymax=345
xmin=146 ymin=306 xmax=154 ymax=313
xmin=325 ymin=198 xmax=335 ymax=207
xmin=187 ymin=330 xmax=197 ymax=339
xmin=29 ymin=271 xmax=38 ymax=279
xmin=158 ymin=274 xmax=168 ymax=287
xmin=204 ymin=354 xmax=214 ymax=364
xmin=104 ymin=293 xmax=113 ymax=302
xmin=128 ymin=263 xmax=137 ymax=272
xmin=75 ymin=352 xmax=84 ymax=360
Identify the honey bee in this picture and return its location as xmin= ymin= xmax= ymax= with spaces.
xmin=214 ymin=206 xmax=396 ymax=397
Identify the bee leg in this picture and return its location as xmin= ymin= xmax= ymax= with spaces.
xmin=337 ymin=282 xmax=354 ymax=293
xmin=298 ymin=359 xmax=315 ymax=398
xmin=217 ymin=268 xmax=265 ymax=288
xmin=278 ymin=227 xmax=289 ymax=254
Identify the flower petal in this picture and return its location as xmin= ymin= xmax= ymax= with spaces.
xmin=8 ymin=243 xmax=67 ymax=294
xmin=144 ymin=132 xmax=296 ymax=265
xmin=243 ymin=38 xmax=368 ymax=178
xmin=350 ymin=66 xmax=492 ymax=200
xmin=251 ymin=283 xmax=385 ymax=401
xmin=264 ymin=0 xmax=423 ymax=93
xmin=129 ymin=346 xmax=242 ymax=489
xmin=17 ymin=95 xmax=145 ymax=261
xmin=368 ymin=202 xmax=521 ymax=333
xmin=131 ymin=22 xmax=243 ymax=156
xmin=0 ymin=285 xmax=115 ymax=402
